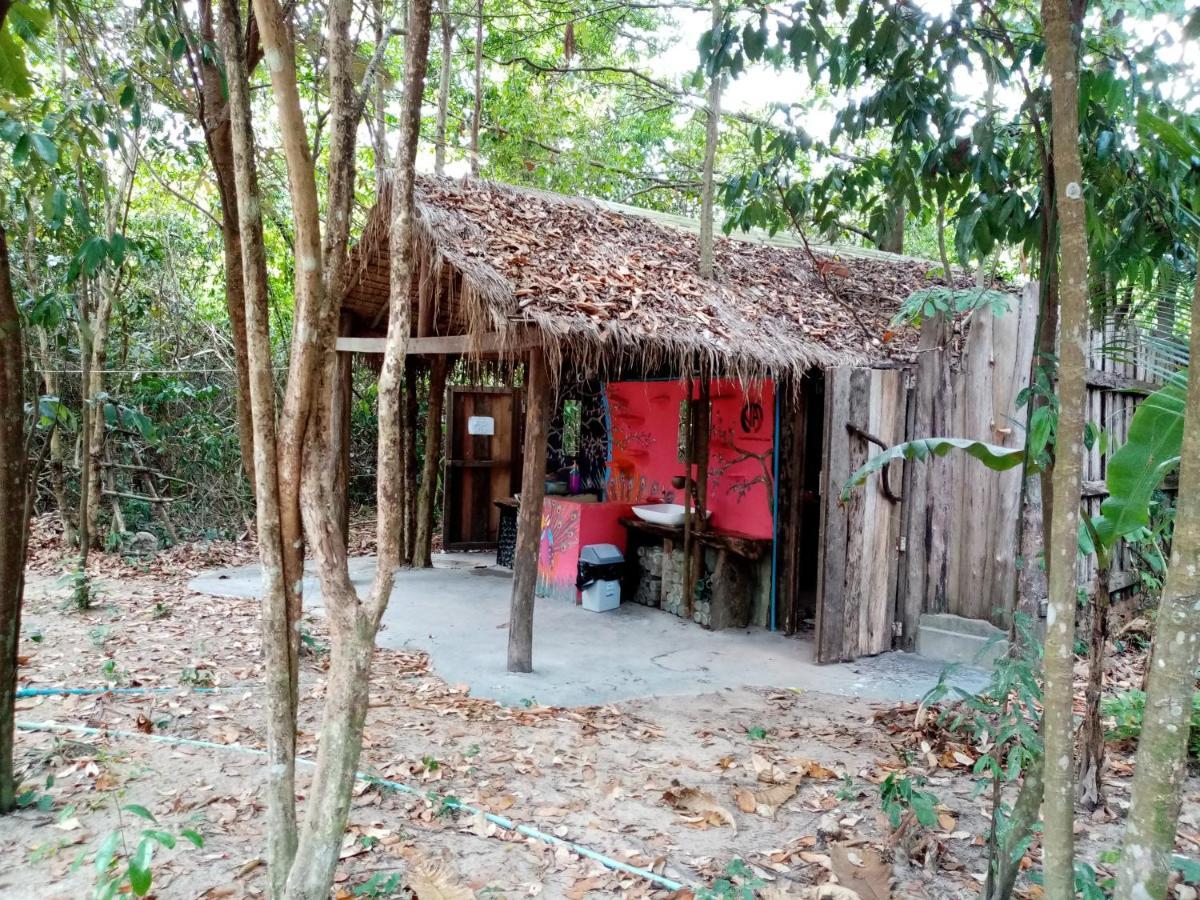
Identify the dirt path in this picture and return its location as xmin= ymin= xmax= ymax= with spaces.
xmin=2 ymin=535 xmax=1197 ymax=898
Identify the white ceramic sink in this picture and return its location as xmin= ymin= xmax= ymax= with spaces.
xmin=632 ymin=503 xmax=709 ymax=527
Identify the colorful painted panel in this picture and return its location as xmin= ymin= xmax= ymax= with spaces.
xmin=605 ymin=379 xmax=775 ymax=539
xmin=535 ymin=498 xmax=632 ymax=603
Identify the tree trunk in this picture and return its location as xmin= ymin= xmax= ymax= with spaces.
xmin=1040 ymin=0 xmax=1091 ymax=893
xmin=697 ymin=0 xmax=722 ymax=280
xmin=508 ymin=347 xmax=549 ymax=673
xmin=0 ymin=225 xmax=27 ymax=813
xmin=193 ymin=0 xmax=259 ymax=488
xmin=469 ymin=0 xmax=482 ymax=176
xmin=33 ymin=326 xmax=73 ymax=546
xmin=214 ymin=1 xmax=298 ymax=892
xmin=874 ymin=202 xmax=906 ymax=254
xmin=251 ymin=0 xmax=332 ymax=739
xmin=1114 ymin=243 xmax=1200 ymax=900
xmin=284 ymin=1 xmax=433 ymax=894
xmin=982 ymin=757 xmax=1045 ymax=900
xmin=1078 ymin=562 xmax=1110 ymax=808
xmin=413 ymin=355 xmax=446 ymax=567
xmin=433 ymin=2 xmax=453 ymax=176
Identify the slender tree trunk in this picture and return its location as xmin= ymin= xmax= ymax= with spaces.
xmin=285 ymin=2 xmax=434 ymax=895
xmin=215 ymin=2 xmax=298 ymax=893
xmin=219 ymin=198 xmax=257 ymax=486
xmin=1114 ymin=247 xmax=1200 ymax=899
xmin=251 ymin=0 xmax=331 ymax=732
xmin=433 ymin=2 xmax=453 ymax=176
xmin=874 ymin=202 xmax=906 ymax=254
xmin=1078 ymin=561 xmax=1110 ymax=808
xmin=26 ymin=219 xmax=73 ymax=546
xmin=1040 ymin=0 xmax=1091 ymax=893
xmin=469 ymin=0 xmax=482 ymax=176
xmin=413 ymin=355 xmax=446 ymax=567
xmin=982 ymin=757 xmax=1045 ymax=900
xmin=507 ymin=348 xmax=549 ymax=673
xmin=0 ymin=225 xmax=27 ymax=813
xmin=697 ymin=0 xmax=722 ymax=280
xmin=76 ymin=301 xmax=93 ymax=566
xmin=84 ymin=285 xmax=113 ymax=545
xmin=188 ymin=0 xmax=259 ymax=488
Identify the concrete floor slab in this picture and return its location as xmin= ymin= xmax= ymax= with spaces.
xmin=190 ymin=556 xmax=990 ymax=708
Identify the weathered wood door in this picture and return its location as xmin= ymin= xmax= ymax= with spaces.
xmin=442 ymin=386 xmax=523 ymax=551
xmin=815 ymin=367 xmax=907 ymax=662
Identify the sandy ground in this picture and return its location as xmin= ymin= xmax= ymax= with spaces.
xmin=2 ymin=532 xmax=1198 ymax=899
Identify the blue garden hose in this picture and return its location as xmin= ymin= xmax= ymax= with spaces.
xmin=15 ymin=718 xmax=688 ymax=892
xmin=16 ymin=685 xmax=232 ymax=698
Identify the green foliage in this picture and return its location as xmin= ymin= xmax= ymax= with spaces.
xmin=1092 ymin=373 xmax=1187 ymax=548
xmin=892 ymin=286 xmax=1011 ymax=328
xmin=15 ymin=773 xmax=56 ymax=812
xmin=879 ymin=772 xmax=939 ymax=830
xmin=695 ymin=858 xmax=764 ymax=900
xmin=179 ymin=666 xmax=214 ymax=688
xmin=1103 ymin=689 xmax=1200 ymax=758
xmin=841 ymin=437 xmax=1025 ymax=501
xmin=61 ymin=562 xmax=95 ymax=610
xmin=0 ymin=2 xmax=50 ymax=97
xmin=352 ymin=872 xmax=403 ymax=897
xmin=90 ymin=805 xmax=203 ymax=900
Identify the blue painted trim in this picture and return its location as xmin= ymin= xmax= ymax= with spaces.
xmin=600 ymin=384 xmax=612 ymax=501
xmin=770 ymin=387 xmax=781 ymax=633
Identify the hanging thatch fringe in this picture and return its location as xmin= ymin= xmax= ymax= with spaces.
xmin=341 ymin=176 xmax=988 ymax=386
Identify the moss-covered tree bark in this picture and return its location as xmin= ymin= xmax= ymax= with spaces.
xmin=1114 ymin=248 xmax=1200 ymax=899
xmin=1040 ymin=0 xmax=1091 ymax=893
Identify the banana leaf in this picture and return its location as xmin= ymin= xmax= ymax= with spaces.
xmin=840 ymin=437 xmax=1025 ymax=502
xmin=1091 ymin=374 xmax=1187 ymax=549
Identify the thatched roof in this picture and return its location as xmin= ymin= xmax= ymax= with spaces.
xmin=340 ymin=176 xmax=969 ymax=379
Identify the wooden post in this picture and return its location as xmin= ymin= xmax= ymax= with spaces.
xmin=507 ymin=347 xmax=549 ymax=673
xmin=685 ymin=375 xmax=711 ymax=619
xmin=680 ymin=372 xmax=695 ymax=617
xmin=413 ymin=354 xmax=447 ymax=567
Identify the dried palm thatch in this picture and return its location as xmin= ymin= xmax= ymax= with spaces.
xmin=340 ymin=176 xmax=971 ymax=380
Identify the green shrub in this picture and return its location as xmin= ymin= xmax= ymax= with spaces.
xmin=1103 ymin=689 xmax=1200 ymax=757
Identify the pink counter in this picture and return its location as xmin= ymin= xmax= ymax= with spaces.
xmin=535 ymin=498 xmax=632 ymax=603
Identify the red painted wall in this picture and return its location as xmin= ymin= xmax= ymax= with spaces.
xmin=605 ymin=379 xmax=775 ymax=539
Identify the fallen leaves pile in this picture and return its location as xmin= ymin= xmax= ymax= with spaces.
xmin=4 ymin=534 xmax=1196 ymax=899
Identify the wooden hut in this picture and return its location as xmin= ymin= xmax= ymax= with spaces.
xmin=335 ymin=176 xmax=1048 ymax=669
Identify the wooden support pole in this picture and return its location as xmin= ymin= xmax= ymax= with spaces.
xmin=689 ymin=376 xmax=711 ymax=617
xmin=413 ymin=354 xmax=447 ymax=567
xmin=681 ymin=371 xmax=695 ymax=618
xmin=507 ymin=347 xmax=549 ymax=673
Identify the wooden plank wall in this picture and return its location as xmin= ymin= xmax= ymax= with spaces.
xmin=896 ymin=283 xmax=1038 ymax=642
xmin=893 ymin=285 xmax=1163 ymax=648
xmin=945 ymin=283 xmax=1041 ymax=625
xmin=816 ymin=367 xmax=906 ymax=662
xmin=1077 ymin=321 xmax=1165 ymax=595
